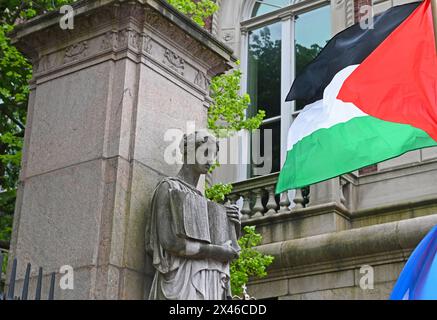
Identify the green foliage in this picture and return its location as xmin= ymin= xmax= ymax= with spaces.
xmin=0 ymin=13 xmax=29 ymax=230
xmin=295 ymin=43 xmax=323 ymax=109
xmin=166 ymin=0 xmax=218 ymax=27
xmin=0 ymin=1 xmax=73 ymax=25
xmin=208 ymin=63 xmax=265 ymax=139
xmin=0 ymin=215 xmax=13 ymax=242
xmin=295 ymin=43 xmax=323 ymax=75
xmin=205 ymin=183 xmax=232 ymax=203
xmin=0 ymin=214 xmax=12 ymax=274
xmin=230 ymin=226 xmax=274 ymax=297
xmin=248 ymin=26 xmax=281 ymax=120
xmin=1 ymin=252 xmax=8 ymax=276
xmin=205 ymin=62 xmax=265 ymax=203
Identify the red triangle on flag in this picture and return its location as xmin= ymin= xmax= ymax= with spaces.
xmin=338 ymin=0 xmax=437 ymax=141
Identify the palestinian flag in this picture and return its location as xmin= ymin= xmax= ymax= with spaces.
xmin=276 ymin=0 xmax=437 ymax=194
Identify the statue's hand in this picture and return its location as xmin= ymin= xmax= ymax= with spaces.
xmin=226 ymin=204 xmax=241 ymax=225
xmin=213 ymin=242 xmax=239 ymax=262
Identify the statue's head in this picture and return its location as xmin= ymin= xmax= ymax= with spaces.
xmin=180 ymin=130 xmax=219 ymax=175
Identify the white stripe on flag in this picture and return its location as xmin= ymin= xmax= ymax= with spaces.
xmin=287 ymin=65 xmax=367 ymax=151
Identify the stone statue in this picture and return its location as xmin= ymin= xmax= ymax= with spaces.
xmin=145 ymin=130 xmax=241 ymax=300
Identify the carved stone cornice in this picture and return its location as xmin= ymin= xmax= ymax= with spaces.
xmin=11 ymin=0 xmax=236 ymax=91
xmin=11 ymin=0 xmax=235 ymax=74
xmin=142 ymin=5 xmax=226 ymax=71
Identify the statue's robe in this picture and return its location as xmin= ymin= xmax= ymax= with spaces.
xmin=145 ymin=177 xmax=239 ymax=300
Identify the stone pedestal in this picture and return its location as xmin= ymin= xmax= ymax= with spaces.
xmin=7 ymin=0 xmax=233 ymax=299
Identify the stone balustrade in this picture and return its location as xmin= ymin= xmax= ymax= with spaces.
xmin=225 ymin=173 xmax=311 ymax=221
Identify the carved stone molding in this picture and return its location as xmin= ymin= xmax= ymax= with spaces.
xmin=143 ymin=35 xmax=153 ymax=54
xmin=222 ymin=29 xmax=235 ymax=43
xmin=34 ymin=26 xmax=211 ymax=94
xmin=194 ymin=71 xmax=209 ymax=91
xmin=15 ymin=1 xmax=232 ymax=93
xmin=163 ymin=49 xmax=185 ymax=75
xmin=143 ymin=6 xmax=224 ymax=69
xmin=63 ymin=41 xmax=88 ymax=64
xmin=100 ymin=32 xmax=114 ymax=51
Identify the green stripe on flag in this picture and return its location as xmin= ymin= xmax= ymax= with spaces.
xmin=276 ymin=116 xmax=437 ymax=194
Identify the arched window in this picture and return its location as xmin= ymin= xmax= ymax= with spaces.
xmin=242 ymin=0 xmax=331 ymax=178
xmin=252 ymin=0 xmax=291 ymax=17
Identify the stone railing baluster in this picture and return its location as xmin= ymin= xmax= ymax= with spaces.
xmin=265 ymin=185 xmax=278 ymax=216
xmin=293 ymin=188 xmax=304 ymax=209
xmin=241 ymin=192 xmax=252 ymax=220
xmin=252 ymin=188 xmax=265 ymax=218
xmin=278 ymin=192 xmax=291 ymax=213
xmin=225 ymin=172 xmax=313 ymax=220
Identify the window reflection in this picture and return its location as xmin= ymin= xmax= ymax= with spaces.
xmin=245 ymin=5 xmax=331 ymax=177
xmin=295 ymin=5 xmax=331 ymax=110
xmin=252 ymin=0 xmax=291 ymax=17
xmin=248 ymin=23 xmax=282 ymax=119
xmin=252 ymin=121 xmax=281 ymax=176
xmin=248 ymin=23 xmax=282 ymax=176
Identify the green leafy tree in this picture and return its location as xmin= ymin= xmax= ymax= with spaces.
xmin=166 ymin=0 xmax=218 ymax=27
xmin=205 ymin=62 xmax=265 ymax=201
xmin=208 ymin=63 xmax=265 ymax=138
xmin=248 ymin=26 xmax=281 ymax=119
xmin=230 ymin=226 xmax=274 ymax=297
xmin=295 ymin=43 xmax=323 ymax=75
xmin=295 ymin=43 xmax=323 ymax=110
xmin=204 ymin=183 xmax=232 ymax=203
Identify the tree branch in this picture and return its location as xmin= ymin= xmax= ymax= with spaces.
xmin=0 ymin=107 xmax=25 ymax=131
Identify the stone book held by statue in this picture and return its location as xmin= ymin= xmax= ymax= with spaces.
xmin=169 ymin=188 xmax=240 ymax=252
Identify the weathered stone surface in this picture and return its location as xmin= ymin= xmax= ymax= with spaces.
xmin=279 ymin=281 xmax=396 ymax=300
xmin=8 ymin=0 xmax=233 ymax=300
xmin=124 ymin=162 xmax=165 ymax=272
xmin=134 ymin=65 xmax=208 ymax=176
xmin=421 ymin=146 xmax=437 ymax=161
xmin=356 ymin=161 xmax=437 ymax=211
xmin=378 ymin=150 xmax=421 ymax=171
xmin=353 ymin=262 xmax=405 ymax=286
xmin=247 ymin=279 xmax=288 ymax=300
xmin=25 ymin=62 xmax=112 ymax=178
xmin=249 ymin=215 xmax=437 ymax=300
xmin=14 ymin=160 xmax=106 ymax=274
xmin=288 ymin=270 xmax=355 ymax=295
xmin=251 ymin=208 xmax=350 ymax=245
xmin=118 ymin=268 xmax=146 ymax=300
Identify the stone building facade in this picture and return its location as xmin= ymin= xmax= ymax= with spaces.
xmin=210 ymin=0 xmax=437 ymax=300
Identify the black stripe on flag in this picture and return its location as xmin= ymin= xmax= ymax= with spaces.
xmin=286 ymin=1 xmax=421 ymax=105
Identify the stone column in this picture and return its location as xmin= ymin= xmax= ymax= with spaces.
xmin=309 ymin=178 xmax=343 ymax=207
xmin=7 ymin=0 xmax=233 ymax=300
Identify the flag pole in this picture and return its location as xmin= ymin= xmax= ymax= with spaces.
xmin=432 ymin=0 xmax=437 ymax=52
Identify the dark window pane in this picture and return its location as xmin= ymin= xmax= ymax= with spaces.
xmin=248 ymin=23 xmax=282 ymax=119
xmin=251 ymin=121 xmax=281 ymax=177
xmin=295 ymin=5 xmax=331 ymax=110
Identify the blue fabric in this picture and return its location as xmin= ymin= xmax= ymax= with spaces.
xmin=390 ymin=225 xmax=437 ymax=300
